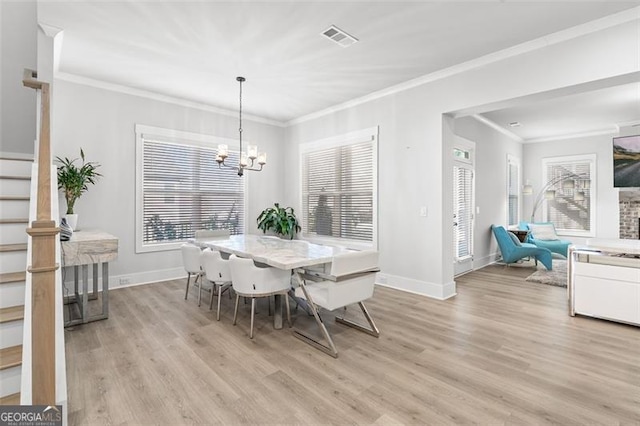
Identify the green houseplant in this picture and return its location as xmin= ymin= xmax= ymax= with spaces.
xmin=257 ymin=203 xmax=301 ymax=240
xmin=56 ymin=149 xmax=101 ymax=229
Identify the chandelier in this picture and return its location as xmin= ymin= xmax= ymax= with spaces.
xmin=216 ymin=76 xmax=266 ymax=176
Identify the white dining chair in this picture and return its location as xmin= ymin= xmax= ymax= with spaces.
xmin=181 ymin=243 xmax=205 ymax=306
xmin=201 ymin=248 xmax=233 ymax=320
xmin=228 ymin=254 xmax=292 ymax=339
xmin=294 ymin=250 xmax=380 ymax=357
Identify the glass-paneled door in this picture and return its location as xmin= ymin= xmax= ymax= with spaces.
xmin=453 ymin=139 xmax=475 ymax=276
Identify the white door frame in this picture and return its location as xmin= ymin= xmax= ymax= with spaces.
xmin=452 ymin=136 xmax=475 ymax=276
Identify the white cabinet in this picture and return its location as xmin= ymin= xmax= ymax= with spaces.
xmin=569 ymin=239 xmax=640 ymax=327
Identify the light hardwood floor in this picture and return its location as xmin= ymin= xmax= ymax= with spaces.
xmin=65 ymin=264 xmax=640 ymax=425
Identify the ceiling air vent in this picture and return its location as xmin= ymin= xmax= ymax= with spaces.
xmin=321 ymin=25 xmax=358 ymax=48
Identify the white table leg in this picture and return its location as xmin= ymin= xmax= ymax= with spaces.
xmin=273 ymin=294 xmax=283 ymax=329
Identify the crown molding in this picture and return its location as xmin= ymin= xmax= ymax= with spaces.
xmin=617 ymin=119 xmax=640 ymax=128
xmin=55 ymin=72 xmax=286 ymax=128
xmin=471 ymin=114 xmax=631 ymax=144
xmin=38 ymin=23 xmax=63 ymax=38
xmin=471 ymin=114 xmax=524 ymax=142
xmin=287 ymin=6 xmax=640 ymax=126
xmin=524 ymin=127 xmax=618 ymax=144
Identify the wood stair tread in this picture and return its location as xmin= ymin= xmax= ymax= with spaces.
xmin=0 ymin=175 xmax=30 ymax=180
xmin=0 ymin=345 xmax=22 ymax=371
xmin=0 ymin=243 xmax=27 ymax=252
xmin=0 ymin=305 xmax=24 ymax=324
xmin=0 ymin=271 xmax=26 ymax=284
xmin=0 ymin=196 xmax=30 ymax=201
xmin=0 ymin=392 xmax=20 ymax=405
xmin=0 ymin=219 xmax=28 ymax=224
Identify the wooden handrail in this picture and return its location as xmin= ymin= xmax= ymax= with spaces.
xmin=23 ymin=68 xmax=60 ymax=405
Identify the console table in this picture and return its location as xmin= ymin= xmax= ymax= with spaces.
xmin=62 ymin=230 xmax=118 ymax=326
xmin=568 ymin=238 xmax=640 ymax=326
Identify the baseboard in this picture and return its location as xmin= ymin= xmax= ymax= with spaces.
xmin=0 ymin=151 xmax=34 ymax=161
xmin=473 ymin=252 xmax=501 ymax=270
xmin=62 ymin=266 xmax=184 ymax=294
xmin=63 ymin=266 xmax=460 ymax=301
xmin=376 ymin=272 xmax=457 ymax=300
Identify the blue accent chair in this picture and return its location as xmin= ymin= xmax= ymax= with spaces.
xmin=518 ymin=221 xmax=571 ymax=258
xmin=492 ymin=225 xmax=553 ymax=270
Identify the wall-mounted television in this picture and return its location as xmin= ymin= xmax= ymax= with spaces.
xmin=613 ymin=135 xmax=640 ymax=188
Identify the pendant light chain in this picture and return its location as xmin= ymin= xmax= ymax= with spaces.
xmin=238 ymin=76 xmax=243 ymax=154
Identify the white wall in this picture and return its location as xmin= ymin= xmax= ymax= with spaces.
xmin=453 ymin=116 xmax=523 ymax=269
xmin=0 ymin=0 xmax=37 ymax=156
xmin=523 ymin=133 xmax=619 ymax=244
xmin=285 ymin=20 xmax=639 ymax=299
xmin=53 ymin=80 xmax=285 ymax=285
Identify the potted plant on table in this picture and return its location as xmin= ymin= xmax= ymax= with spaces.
xmin=257 ymin=203 xmax=301 ymax=240
xmin=56 ymin=148 xmax=102 ymax=230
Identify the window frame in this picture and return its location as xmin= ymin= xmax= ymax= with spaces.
xmin=135 ymin=124 xmax=247 ymax=253
xmin=299 ymin=126 xmax=379 ymax=250
xmin=541 ymin=153 xmax=596 ymax=238
xmin=506 ymin=154 xmax=521 ymax=227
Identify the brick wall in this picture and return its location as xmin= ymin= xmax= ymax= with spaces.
xmin=619 ymin=200 xmax=640 ymax=240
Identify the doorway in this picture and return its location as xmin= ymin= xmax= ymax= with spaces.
xmin=453 ymin=137 xmax=475 ymax=276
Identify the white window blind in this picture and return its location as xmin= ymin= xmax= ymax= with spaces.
xmin=301 ymin=129 xmax=377 ymax=245
xmin=453 ymin=165 xmax=473 ymax=260
xmin=543 ymin=155 xmax=595 ymax=236
xmin=507 ymin=156 xmax=520 ymax=226
xmin=136 ymin=125 xmax=245 ymax=252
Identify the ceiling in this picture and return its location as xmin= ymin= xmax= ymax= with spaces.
xmin=39 ymin=1 xmax=640 ymax=132
xmin=479 ymin=82 xmax=640 ymax=142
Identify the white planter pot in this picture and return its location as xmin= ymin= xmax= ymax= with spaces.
xmin=65 ymin=214 xmax=78 ymax=231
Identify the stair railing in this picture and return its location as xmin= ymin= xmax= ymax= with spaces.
xmin=22 ymin=69 xmax=60 ymax=405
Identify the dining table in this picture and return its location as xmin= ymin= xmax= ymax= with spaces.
xmin=197 ymin=234 xmax=355 ymax=356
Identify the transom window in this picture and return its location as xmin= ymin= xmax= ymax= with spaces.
xmin=300 ymin=127 xmax=378 ymax=248
xmin=135 ymin=125 xmax=245 ymax=253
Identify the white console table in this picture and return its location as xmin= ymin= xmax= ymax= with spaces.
xmin=62 ymin=230 xmax=118 ymax=326
xmin=568 ymin=238 xmax=640 ymax=326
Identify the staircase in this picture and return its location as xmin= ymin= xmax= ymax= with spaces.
xmin=0 ymin=156 xmax=32 ymax=405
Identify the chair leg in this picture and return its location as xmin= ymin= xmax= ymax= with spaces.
xmin=292 ymin=279 xmax=338 ymax=358
xmin=233 ymin=294 xmax=240 ymax=325
xmin=335 ymin=301 xmax=380 ymax=338
xmin=268 ymin=297 xmax=273 ymax=316
xmin=217 ymin=286 xmax=223 ymax=321
xmin=284 ymin=292 xmax=291 ymax=328
xmin=197 ymin=275 xmax=202 ymax=307
xmin=209 ymin=282 xmax=215 ymax=311
xmin=184 ymin=273 xmax=191 ymax=300
xmin=250 ymin=298 xmax=256 ymax=339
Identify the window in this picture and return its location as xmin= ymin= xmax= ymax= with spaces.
xmin=135 ymin=125 xmax=245 ymax=253
xmin=300 ymin=127 xmax=378 ymax=248
xmin=453 ymin=165 xmax=474 ymax=260
xmin=542 ymin=154 xmax=596 ymax=237
xmin=507 ymin=155 xmax=520 ymax=227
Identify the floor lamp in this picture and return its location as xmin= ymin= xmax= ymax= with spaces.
xmin=523 ymin=173 xmax=589 ymax=223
